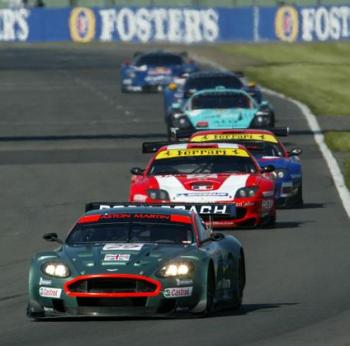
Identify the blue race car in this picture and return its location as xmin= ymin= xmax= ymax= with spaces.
xmin=168 ymin=87 xmax=275 ymax=141
xmin=163 ymin=71 xmax=274 ymax=129
xmin=190 ymin=129 xmax=303 ymax=208
xmin=120 ymin=51 xmax=198 ymax=93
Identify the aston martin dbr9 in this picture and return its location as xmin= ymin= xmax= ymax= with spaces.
xmin=27 ymin=206 xmax=245 ymax=318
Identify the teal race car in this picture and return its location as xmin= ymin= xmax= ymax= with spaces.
xmin=168 ymin=87 xmax=275 ymax=141
xmin=27 ymin=205 xmax=245 ymax=318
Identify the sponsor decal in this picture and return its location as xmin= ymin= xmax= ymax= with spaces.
xmin=164 ymin=286 xmax=193 ymax=298
xmin=149 ymin=67 xmax=172 ymax=75
xmin=99 ymin=8 xmax=219 ymax=43
xmin=0 ymin=9 xmax=30 ymax=42
xmin=39 ymin=287 xmax=62 ymax=299
xmin=301 ymin=6 xmax=350 ymax=42
xmin=176 ymin=192 xmax=230 ymax=197
xmin=262 ymin=190 xmax=275 ymax=197
xmin=156 ymin=148 xmax=249 ymax=160
xmin=275 ymin=6 xmax=299 ymax=42
xmin=103 ymin=243 xmax=144 ymax=251
xmin=262 ymin=199 xmax=274 ymax=212
xmin=39 ymin=277 xmax=52 ymax=286
xmin=191 ymin=133 xmax=278 ymax=144
xmin=104 ymin=253 xmax=131 ymax=262
xmin=98 ymin=204 xmax=235 ymax=216
xmin=176 ymin=279 xmax=193 ymax=286
xmin=69 ymin=7 xmax=96 ymax=43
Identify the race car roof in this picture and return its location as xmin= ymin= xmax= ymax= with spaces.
xmin=187 ymin=71 xmax=240 ymax=79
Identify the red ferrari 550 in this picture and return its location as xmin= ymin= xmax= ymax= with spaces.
xmin=129 ymin=143 xmax=276 ymax=228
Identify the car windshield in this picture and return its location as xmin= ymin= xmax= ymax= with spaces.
xmin=67 ymin=222 xmax=194 ymax=245
xmin=149 ymin=156 xmax=257 ymax=175
xmin=135 ymin=54 xmax=183 ymax=66
xmin=185 ymin=76 xmax=243 ymax=91
xmin=191 ymin=93 xmax=253 ymax=110
xmin=234 ymin=141 xmax=284 ymax=158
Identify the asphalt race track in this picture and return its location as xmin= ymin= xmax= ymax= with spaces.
xmin=0 ymin=43 xmax=349 ymax=346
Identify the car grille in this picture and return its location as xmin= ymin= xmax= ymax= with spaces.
xmin=64 ymin=274 xmax=161 ymax=298
xmin=76 ymin=297 xmax=147 ymax=307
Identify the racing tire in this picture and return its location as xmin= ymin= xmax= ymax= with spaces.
xmin=232 ymin=255 xmax=245 ymax=310
xmin=204 ymin=264 xmax=215 ymax=316
xmin=194 ymin=264 xmax=215 ymax=317
xmin=261 ymin=209 xmax=276 ymax=228
xmin=121 ymin=86 xmax=129 ymax=94
xmin=294 ymin=185 xmax=304 ymax=209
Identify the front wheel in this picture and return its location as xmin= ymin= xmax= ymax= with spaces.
xmin=294 ymin=185 xmax=304 ymax=208
xmin=194 ymin=265 xmax=215 ymax=317
xmin=232 ymin=256 xmax=245 ymax=310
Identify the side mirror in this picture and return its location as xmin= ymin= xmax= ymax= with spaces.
xmin=288 ymin=148 xmax=302 ymax=156
xmin=130 ymin=167 xmax=144 ymax=175
xmin=210 ymin=232 xmax=225 ymax=241
xmin=43 ymin=232 xmax=63 ymax=244
xmin=262 ymin=165 xmax=275 ymax=173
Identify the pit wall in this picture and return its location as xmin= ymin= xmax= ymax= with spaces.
xmin=0 ymin=5 xmax=349 ymax=43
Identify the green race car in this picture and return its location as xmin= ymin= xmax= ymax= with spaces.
xmin=27 ymin=204 xmax=245 ymax=318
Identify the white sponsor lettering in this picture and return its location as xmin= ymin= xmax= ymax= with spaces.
xmin=39 ymin=277 xmax=52 ymax=286
xmin=0 ymin=9 xmax=29 ymax=42
xmin=103 ymin=243 xmax=144 ymax=251
xmin=104 ymin=253 xmax=131 ymax=262
xmin=164 ymin=286 xmax=193 ymax=298
xmin=176 ymin=279 xmax=193 ymax=286
xmin=39 ymin=287 xmax=62 ymax=299
xmin=98 ymin=7 xmax=219 ymax=43
xmin=301 ymin=6 xmax=350 ymax=42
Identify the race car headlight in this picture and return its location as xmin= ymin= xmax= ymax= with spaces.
xmin=157 ymin=261 xmax=194 ymax=278
xmin=252 ymin=113 xmax=270 ymax=127
xmin=174 ymin=115 xmax=191 ymax=129
xmin=147 ymin=189 xmax=170 ymax=201
xmin=41 ymin=262 xmax=70 ymax=278
xmin=235 ymin=186 xmax=258 ymax=198
xmin=275 ymin=169 xmax=286 ymax=179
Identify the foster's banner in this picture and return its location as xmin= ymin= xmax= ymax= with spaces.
xmin=1 ymin=5 xmax=350 ymax=43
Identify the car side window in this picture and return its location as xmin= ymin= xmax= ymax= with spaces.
xmin=196 ymin=215 xmax=211 ymax=242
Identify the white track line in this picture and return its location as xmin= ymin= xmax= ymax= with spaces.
xmin=193 ymin=54 xmax=350 ymax=218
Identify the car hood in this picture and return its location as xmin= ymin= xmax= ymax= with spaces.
xmin=153 ymin=174 xmax=250 ymax=202
xmin=185 ymin=108 xmax=256 ymax=129
xmin=62 ymin=243 xmax=194 ymax=276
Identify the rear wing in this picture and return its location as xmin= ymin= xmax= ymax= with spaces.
xmin=85 ymin=202 xmax=236 ymax=218
xmin=142 ymin=141 xmax=171 ymax=154
xmin=270 ymin=127 xmax=289 ymax=137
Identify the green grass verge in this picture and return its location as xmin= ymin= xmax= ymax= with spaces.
xmin=345 ymin=159 xmax=350 ymax=189
xmin=325 ymin=132 xmax=350 ymax=189
xmin=325 ymin=132 xmax=350 ymax=153
xmin=219 ymin=42 xmax=350 ymax=116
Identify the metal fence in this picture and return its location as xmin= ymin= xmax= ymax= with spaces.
xmin=1 ymin=0 xmax=349 ymax=8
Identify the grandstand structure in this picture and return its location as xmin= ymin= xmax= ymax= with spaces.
xmin=0 ymin=0 xmax=347 ymax=8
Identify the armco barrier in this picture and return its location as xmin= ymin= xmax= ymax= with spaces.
xmin=0 ymin=5 xmax=350 ymax=43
